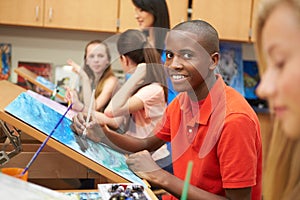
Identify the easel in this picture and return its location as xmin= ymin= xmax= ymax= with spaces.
xmin=0 ymin=80 xmax=158 ymax=199
xmin=14 ymin=67 xmax=65 ymax=100
xmin=0 ymin=80 xmax=128 ymax=183
xmin=0 ymin=80 xmax=103 ymax=185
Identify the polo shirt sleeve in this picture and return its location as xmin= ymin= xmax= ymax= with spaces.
xmin=218 ymin=113 xmax=260 ymax=189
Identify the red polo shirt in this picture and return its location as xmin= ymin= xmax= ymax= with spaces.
xmin=156 ymin=75 xmax=262 ymax=200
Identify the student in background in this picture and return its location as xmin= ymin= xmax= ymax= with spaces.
xmin=72 ymin=20 xmax=262 ymax=200
xmin=66 ymin=40 xmax=120 ymax=112
xmin=132 ymin=0 xmax=169 ymax=54
xmin=90 ymin=29 xmax=171 ymax=169
xmin=255 ymin=0 xmax=300 ymax=199
xmin=132 ymin=0 xmax=176 ymax=174
xmin=132 ymin=0 xmax=178 ymax=104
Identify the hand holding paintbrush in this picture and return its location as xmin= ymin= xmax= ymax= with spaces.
xmin=82 ymin=89 xmax=95 ymax=139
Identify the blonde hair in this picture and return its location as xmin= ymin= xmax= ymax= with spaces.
xmin=254 ymin=0 xmax=300 ymax=199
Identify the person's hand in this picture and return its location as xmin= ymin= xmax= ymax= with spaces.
xmin=65 ymin=88 xmax=85 ymax=112
xmin=67 ymin=59 xmax=89 ymax=80
xmin=126 ymin=150 xmax=161 ymax=180
xmin=67 ymin=59 xmax=81 ymax=74
xmin=71 ymin=112 xmax=106 ymax=143
xmin=71 ymin=112 xmax=86 ymax=134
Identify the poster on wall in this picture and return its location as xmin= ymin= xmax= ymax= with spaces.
xmin=243 ymin=60 xmax=260 ymax=100
xmin=55 ymin=65 xmax=78 ymax=90
xmin=219 ymin=42 xmax=245 ymax=96
xmin=243 ymin=60 xmax=268 ymax=111
xmin=17 ymin=61 xmax=53 ymax=97
xmin=0 ymin=43 xmax=12 ymax=80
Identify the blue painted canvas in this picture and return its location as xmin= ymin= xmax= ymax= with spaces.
xmin=4 ymin=92 xmax=144 ymax=185
xmin=219 ymin=42 xmax=245 ymax=96
xmin=36 ymin=76 xmax=66 ymax=97
xmin=243 ymin=60 xmax=259 ymax=100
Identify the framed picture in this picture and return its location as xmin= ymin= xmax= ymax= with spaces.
xmin=54 ymin=65 xmax=78 ymax=90
xmin=243 ymin=60 xmax=268 ymax=112
xmin=219 ymin=42 xmax=245 ymax=96
xmin=0 ymin=43 xmax=12 ymax=80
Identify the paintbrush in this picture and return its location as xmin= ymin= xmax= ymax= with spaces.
xmin=21 ymin=103 xmax=73 ymax=176
xmin=180 ymin=161 xmax=193 ymax=200
xmin=74 ymin=89 xmax=95 ymax=151
xmin=82 ymin=89 xmax=95 ymax=139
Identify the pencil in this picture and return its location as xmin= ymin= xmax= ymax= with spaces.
xmin=180 ymin=161 xmax=193 ymax=200
xmin=82 ymin=89 xmax=95 ymax=139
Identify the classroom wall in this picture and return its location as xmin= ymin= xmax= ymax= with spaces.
xmin=0 ymin=25 xmax=123 ymax=83
xmin=0 ymin=25 xmax=256 ymax=83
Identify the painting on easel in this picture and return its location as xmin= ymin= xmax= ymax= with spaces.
xmin=4 ymin=91 xmax=144 ymax=186
xmin=17 ymin=61 xmax=53 ymax=97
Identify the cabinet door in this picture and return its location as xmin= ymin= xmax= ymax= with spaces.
xmin=192 ymin=0 xmax=252 ymax=42
xmin=0 ymin=0 xmax=44 ymax=26
xmin=167 ymin=0 xmax=188 ymax=28
xmin=44 ymin=0 xmax=118 ymax=32
xmin=118 ymin=0 xmax=188 ymax=32
xmin=251 ymin=0 xmax=261 ymax=42
xmin=118 ymin=0 xmax=138 ymax=32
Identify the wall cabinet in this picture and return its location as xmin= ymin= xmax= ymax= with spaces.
xmin=0 ymin=0 xmax=44 ymax=27
xmin=0 ymin=0 xmax=118 ymax=32
xmin=192 ymin=0 xmax=253 ymax=42
xmin=0 ymin=0 xmax=259 ymax=42
xmin=118 ymin=0 xmax=188 ymax=32
xmin=251 ymin=0 xmax=261 ymax=42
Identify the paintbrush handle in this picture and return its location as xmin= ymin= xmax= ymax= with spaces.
xmin=82 ymin=89 xmax=95 ymax=139
xmin=180 ymin=161 xmax=193 ymax=200
xmin=85 ymin=89 xmax=95 ymax=124
xmin=21 ymin=103 xmax=73 ymax=175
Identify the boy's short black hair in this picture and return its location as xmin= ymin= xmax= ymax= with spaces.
xmin=172 ymin=20 xmax=220 ymax=55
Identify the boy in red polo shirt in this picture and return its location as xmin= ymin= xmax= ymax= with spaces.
xmin=72 ymin=20 xmax=262 ymax=200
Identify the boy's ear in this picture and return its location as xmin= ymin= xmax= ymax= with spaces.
xmin=209 ymin=52 xmax=219 ymax=70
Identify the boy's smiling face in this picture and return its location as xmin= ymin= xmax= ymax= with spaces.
xmin=165 ymin=30 xmax=214 ymax=96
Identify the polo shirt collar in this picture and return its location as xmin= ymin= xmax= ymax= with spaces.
xmin=179 ymin=74 xmax=226 ymax=126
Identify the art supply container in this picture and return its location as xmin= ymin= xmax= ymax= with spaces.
xmin=1 ymin=167 xmax=28 ymax=181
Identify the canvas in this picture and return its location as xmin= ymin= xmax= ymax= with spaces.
xmin=55 ymin=65 xmax=79 ymax=90
xmin=243 ymin=60 xmax=268 ymax=112
xmin=219 ymin=42 xmax=245 ymax=96
xmin=4 ymin=91 xmax=144 ymax=186
xmin=0 ymin=43 xmax=11 ymax=80
xmin=17 ymin=61 xmax=53 ymax=97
